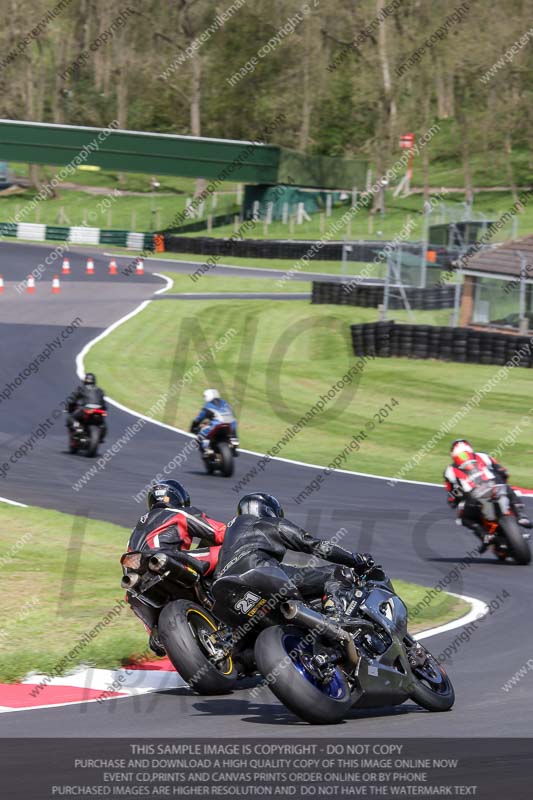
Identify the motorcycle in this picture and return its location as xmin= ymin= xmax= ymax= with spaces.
xmin=69 ymin=404 xmax=107 ymax=457
xmin=197 ymin=421 xmax=239 ymax=478
xmin=211 ymin=564 xmax=455 ymax=724
xmin=120 ymin=547 xmax=237 ymax=694
xmin=461 ymin=479 xmax=531 ymax=565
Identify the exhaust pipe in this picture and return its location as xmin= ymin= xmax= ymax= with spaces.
xmin=121 ymin=572 xmax=140 ymax=589
xmin=148 ymin=552 xmax=199 ymax=588
xmin=281 ymin=600 xmax=359 ymax=668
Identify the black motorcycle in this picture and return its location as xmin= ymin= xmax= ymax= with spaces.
xmin=69 ymin=404 xmax=107 ymax=457
xmin=120 ymin=548 xmax=237 ymax=694
xmin=211 ymin=564 xmax=455 ymax=724
xmin=196 ymin=421 xmax=239 ymax=478
xmin=465 ymin=481 xmax=531 ymax=565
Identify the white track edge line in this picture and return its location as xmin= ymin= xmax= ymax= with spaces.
xmin=0 ymin=496 xmax=29 ymax=507
xmin=414 ymin=592 xmax=489 ymax=641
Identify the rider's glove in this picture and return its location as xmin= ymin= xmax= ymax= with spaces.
xmin=352 ymin=552 xmax=375 ymax=573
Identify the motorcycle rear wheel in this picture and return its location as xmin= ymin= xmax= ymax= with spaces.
xmin=159 ymin=599 xmax=237 ymax=695
xmin=499 ymin=515 xmax=531 ymax=565
xmin=87 ymin=426 xmax=100 ymax=458
xmin=203 ymin=457 xmax=215 ymax=474
xmin=218 ymin=441 xmax=234 ymax=477
xmin=255 ymin=625 xmax=352 ymax=724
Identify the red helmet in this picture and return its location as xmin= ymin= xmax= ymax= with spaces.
xmin=451 ymin=439 xmax=475 ymax=467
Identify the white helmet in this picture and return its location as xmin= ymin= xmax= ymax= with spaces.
xmin=203 ymin=388 xmax=220 ymax=403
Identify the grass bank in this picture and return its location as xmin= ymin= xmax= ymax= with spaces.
xmin=85 ymin=296 xmax=532 ymax=487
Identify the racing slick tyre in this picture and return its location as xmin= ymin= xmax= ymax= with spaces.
xmin=408 ymin=645 xmax=455 ymax=711
xmin=218 ymin=441 xmax=234 ymax=477
xmin=158 ymin=600 xmax=237 ymax=695
xmin=254 ymin=625 xmax=352 ymax=725
xmin=499 ymin=515 xmax=531 ymax=565
xmin=87 ymin=426 xmax=100 ymax=458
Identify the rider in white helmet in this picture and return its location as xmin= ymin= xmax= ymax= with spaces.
xmin=190 ymin=389 xmax=238 ymax=454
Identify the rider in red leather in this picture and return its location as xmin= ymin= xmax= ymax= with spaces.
xmin=126 ymin=479 xmax=226 ymax=654
xmin=444 ymin=439 xmax=531 ymax=552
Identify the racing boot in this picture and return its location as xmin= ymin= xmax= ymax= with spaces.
xmin=478 ymin=533 xmax=493 ymax=554
xmin=462 ymin=520 xmax=492 ymax=553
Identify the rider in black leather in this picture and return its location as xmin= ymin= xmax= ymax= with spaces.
xmin=214 ymin=492 xmax=375 ymax=615
xmin=67 ymin=372 xmax=107 ymax=440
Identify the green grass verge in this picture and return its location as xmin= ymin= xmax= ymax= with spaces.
xmin=0 ymin=502 xmax=467 ymax=681
xmin=2 ymin=183 xmax=530 ymax=246
xmin=161 ymin=272 xmax=311 ymax=293
xmin=176 ymin=191 xmax=530 ymax=242
xmin=0 ymin=188 xmax=238 ymax=230
xmin=86 ymin=296 xmax=533 ymax=487
xmin=0 ymin=503 xmax=146 ymax=683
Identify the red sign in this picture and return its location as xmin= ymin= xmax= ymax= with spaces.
xmin=400 ymin=133 xmax=415 ymax=149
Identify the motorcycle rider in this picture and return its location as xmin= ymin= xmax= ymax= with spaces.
xmin=444 ymin=439 xmax=532 ymax=552
xmin=67 ymin=372 xmax=107 ymax=441
xmin=213 ymin=492 xmax=376 ymax=620
xmin=125 ymin=479 xmax=226 ymax=656
xmin=190 ymin=389 xmax=238 ymax=455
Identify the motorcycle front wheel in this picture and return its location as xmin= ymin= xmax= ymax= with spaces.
xmin=409 ymin=646 xmax=455 ymax=711
xmin=255 ymin=625 xmax=352 ymax=724
xmin=159 ymin=599 xmax=237 ymax=695
xmin=499 ymin=515 xmax=531 ymax=565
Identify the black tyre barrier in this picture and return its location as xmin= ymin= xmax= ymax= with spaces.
xmin=350 ymin=322 xmax=533 ymax=369
xmin=165 ymin=235 xmax=424 ymax=262
xmin=312 ymin=281 xmax=457 ymax=310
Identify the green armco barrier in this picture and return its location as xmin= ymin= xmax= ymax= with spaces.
xmin=99 ymin=230 xmax=129 ymax=246
xmin=0 ymin=222 xmax=17 ymax=237
xmin=45 ymin=225 xmax=70 ymax=241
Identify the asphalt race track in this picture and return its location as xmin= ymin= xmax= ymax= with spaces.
xmin=0 ymin=240 xmax=532 ymax=737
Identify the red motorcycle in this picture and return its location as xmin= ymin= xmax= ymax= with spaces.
xmin=69 ymin=404 xmax=107 ymax=458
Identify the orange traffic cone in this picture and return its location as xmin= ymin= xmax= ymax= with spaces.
xmin=108 ymin=259 xmax=118 ymax=275
xmin=61 ymin=258 xmax=71 ymax=275
xmin=26 ymin=275 xmax=35 ymax=294
xmin=86 ymin=258 xmax=95 ymax=275
xmin=0 ymin=275 xmax=4 ymax=294
xmin=135 ymin=258 xmax=144 ymax=275
xmin=52 ymin=275 xmax=61 ymax=294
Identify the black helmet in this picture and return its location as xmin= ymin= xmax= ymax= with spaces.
xmin=147 ymin=479 xmax=191 ymax=511
xmin=237 ymin=492 xmax=284 ymax=519
xmin=84 ymin=373 xmax=96 ymax=385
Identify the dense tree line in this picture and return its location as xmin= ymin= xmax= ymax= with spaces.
xmin=0 ymin=0 xmax=531 ymax=197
